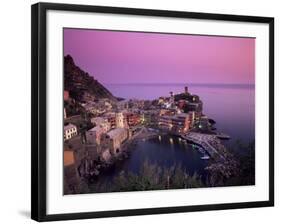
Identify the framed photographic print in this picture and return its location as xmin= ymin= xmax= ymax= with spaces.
xmin=31 ymin=2 xmax=274 ymax=222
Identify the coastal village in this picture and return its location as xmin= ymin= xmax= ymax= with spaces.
xmin=63 ymin=55 xmax=238 ymax=194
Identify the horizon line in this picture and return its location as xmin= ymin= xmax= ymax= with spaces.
xmin=103 ymin=82 xmax=255 ymax=86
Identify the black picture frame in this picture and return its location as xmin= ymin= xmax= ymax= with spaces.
xmin=31 ymin=2 xmax=274 ymax=222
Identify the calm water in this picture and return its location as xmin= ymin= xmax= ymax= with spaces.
xmin=98 ymin=135 xmax=208 ymax=184
xmin=96 ymin=84 xmax=255 ymax=187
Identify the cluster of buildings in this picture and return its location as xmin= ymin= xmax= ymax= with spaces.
xmin=158 ymin=112 xmax=194 ymax=134
xmin=63 ymin=85 xmax=209 ymax=163
xmin=63 ymin=90 xmax=114 ymax=119
xmin=102 ymin=112 xmax=142 ymax=129
xmin=158 ymin=87 xmax=202 ymax=114
xmin=64 ymin=109 xmax=143 ymax=161
xmin=63 ymin=85 xmax=213 ymax=194
xmin=85 ymin=111 xmax=143 ymax=160
xmin=82 ymin=99 xmax=113 ymax=116
xmin=157 ymin=86 xmax=205 ymax=134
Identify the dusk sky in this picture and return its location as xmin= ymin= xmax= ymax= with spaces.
xmin=64 ymin=28 xmax=255 ymax=85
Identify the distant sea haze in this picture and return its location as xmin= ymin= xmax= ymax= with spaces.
xmin=105 ymin=83 xmax=255 ymax=86
xmin=104 ymin=83 xmax=254 ymax=100
xmin=104 ymin=82 xmax=255 ymax=144
xmin=105 ymin=83 xmax=254 ymax=89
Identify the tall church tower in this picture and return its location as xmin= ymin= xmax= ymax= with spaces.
xmin=184 ymin=86 xmax=189 ymax=94
xmin=169 ymin=91 xmax=174 ymax=105
xmin=116 ymin=112 xmax=125 ymax=128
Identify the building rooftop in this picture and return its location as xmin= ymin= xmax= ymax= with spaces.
xmin=160 ymin=113 xmax=189 ymax=120
xmin=107 ymin=128 xmax=126 ymax=138
xmin=176 ymin=113 xmax=189 ymax=118
xmin=91 ymin=117 xmax=106 ymax=125
xmin=64 ymin=123 xmax=77 ymax=131
xmin=88 ymin=126 xmax=103 ymax=132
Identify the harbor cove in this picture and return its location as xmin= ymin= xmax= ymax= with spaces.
xmin=88 ymin=84 xmax=254 ymax=192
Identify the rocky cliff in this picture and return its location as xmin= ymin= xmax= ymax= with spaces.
xmin=64 ymin=55 xmax=116 ymax=102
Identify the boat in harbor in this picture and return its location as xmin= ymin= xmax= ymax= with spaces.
xmin=200 ymin=155 xmax=210 ymax=160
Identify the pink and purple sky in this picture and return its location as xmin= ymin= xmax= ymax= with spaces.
xmin=64 ymin=28 xmax=255 ymax=85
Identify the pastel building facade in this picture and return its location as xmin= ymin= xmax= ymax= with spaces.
xmin=124 ymin=112 xmax=141 ymax=127
xmin=105 ymin=128 xmax=128 ymax=154
xmin=86 ymin=126 xmax=104 ymax=145
xmin=158 ymin=113 xmax=190 ymax=134
xmin=86 ymin=118 xmax=111 ymax=145
xmin=104 ymin=112 xmax=128 ymax=129
xmin=64 ymin=90 xmax=69 ymax=101
xmin=64 ymin=123 xmax=78 ymax=141
xmin=188 ymin=111 xmax=196 ymax=128
xmin=116 ymin=112 xmax=126 ymax=128
xmin=91 ymin=117 xmax=111 ymax=132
